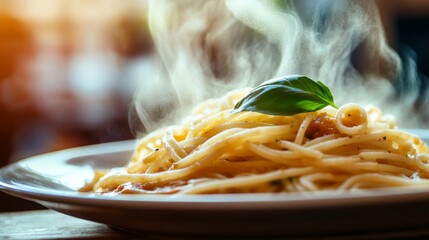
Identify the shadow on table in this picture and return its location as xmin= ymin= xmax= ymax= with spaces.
xmin=0 ymin=192 xmax=45 ymax=212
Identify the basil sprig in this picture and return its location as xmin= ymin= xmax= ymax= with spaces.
xmin=233 ymin=75 xmax=338 ymax=116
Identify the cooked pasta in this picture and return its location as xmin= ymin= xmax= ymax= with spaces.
xmin=85 ymin=89 xmax=429 ymax=194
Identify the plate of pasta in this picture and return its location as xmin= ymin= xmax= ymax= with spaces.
xmin=2 ymin=75 xmax=429 ymax=238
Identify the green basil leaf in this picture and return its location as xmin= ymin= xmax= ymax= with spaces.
xmin=232 ymin=75 xmax=338 ymax=116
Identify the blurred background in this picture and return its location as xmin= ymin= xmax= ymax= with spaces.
xmin=0 ymin=0 xmax=153 ymax=211
xmin=0 ymin=0 xmax=428 ymax=211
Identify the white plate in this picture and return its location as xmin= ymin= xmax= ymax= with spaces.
xmin=1 ymin=130 xmax=429 ymax=239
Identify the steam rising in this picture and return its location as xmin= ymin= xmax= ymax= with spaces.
xmin=132 ymin=0 xmax=427 ymax=135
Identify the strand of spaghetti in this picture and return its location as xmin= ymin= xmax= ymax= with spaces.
xmin=384 ymin=129 xmax=424 ymax=145
xmin=246 ymin=143 xmax=304 ymax=165
xmin=222 ymin=88 xmax=250 ymax=109
xmin=144 ymin=154 xmax=171 ymax=173
xmin=303 ymin=134 xmax=343 ymax=147
xmin=377 ymin=129 xmax=428 ymax=149
xmin=215 ymin=147 xmax=258 ymax=161
xmin=181 ymin=137 xmax=210 ymax=151
xmin=299 ymin=173 xmax=343 ymax=188
xmin=132 ymin=149 xmax=168 ymax=173
xmin=421 ymin=154 xmax=429 ymax=164
xmin=188 ymin=110 xmax=286 ymax=140
xmin=172 ymin=128 xmax=244 ymax=169
xmin=138 ymin=129 xmax=166 ymax=150
xmin=134 ymin=137 xmax=207 ymax=173
xmin=94 ymin=162 xmax=206 ymax=190
xmin=291 ymin=177 xmax=307 ymax=192
xmin=250 ymin=133 xmax=297 ymax=143
xmin=294 ymin=113 xmax=315 ymax=145
xmin=335 ymin=103 xmax=368 ymax=135
xmin=300 ymin=173 xmax=349 ymax=191
xmin=204 ymin=122 xmax=272 ymax=138
xmin=367 ymin=121 xmax=392 ymax=132
xmin=285 ymin=179 xmax=298 ymax=192
xmin=339 ymin=173 xmax=429 ymax=190
xmin=408 ymin=155 xmax=429 ymax=172
xmin=177 ymin=167 xmax=315 ymax=194
xmin=229 ymin=111 xmax=296 ymax=126
xmin=366 ymin=105 xmax=383 ymax=120
xmin=224 ymin=111 xmax=258 ymax=123
xmin=129 ymin=128 xmax=166 ymax=164
xmin=309 ymin=131 xmax=395 ymax=152
xmin=335 ymin=162 xmax=414 ymax=175
xmin=173 ymin=125 xmax=293 ymax=168
xmin=162 ymin=128 xmax=187 ymax=161
xmin=298 ymin=174 xmax=320 ymax=191
xmin=277 ymin=140 xmax=323 ymax=159
xmin=358 ymin=151 xmax=425 ymax=171
xmin=102 ymin=138 xmax=222 ymax=187
xmin=186 ymin=111 xmax=228 ymax=138
xmin=196 ymin=160 xmax=283 ymax=175
xmin=315 ymin=156 xmax=361 ymax=166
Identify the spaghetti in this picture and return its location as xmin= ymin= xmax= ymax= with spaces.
xmin=86 ymin=89 xmax=429 ymax=194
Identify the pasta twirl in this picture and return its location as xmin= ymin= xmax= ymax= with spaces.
xmin=84 ymin=89 xmax=429 ymax=194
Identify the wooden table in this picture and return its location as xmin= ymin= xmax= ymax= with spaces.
xmin=3 ymin=209 xmax=429 ymax=240
xmin=0 ymin=210 xmax=140 ymax=239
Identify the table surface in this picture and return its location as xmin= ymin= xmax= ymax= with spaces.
xmin=3 ymin=209 xmax=429 ymax=240
xmin=0 ymin=209 xmax=140 ymax=239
